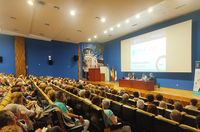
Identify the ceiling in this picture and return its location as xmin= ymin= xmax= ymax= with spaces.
xmin=0 ymin=0 xmax=199 ymax=44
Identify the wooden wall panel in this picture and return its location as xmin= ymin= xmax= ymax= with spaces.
xmin=15 ymin=36 xmax=26 ymax=77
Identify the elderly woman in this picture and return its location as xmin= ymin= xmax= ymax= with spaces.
xmin=102 ymin=99 xmax=132 ymax=132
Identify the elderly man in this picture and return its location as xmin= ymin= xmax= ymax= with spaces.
xmin=119 ymin=93 xmax=132 ymax=106
xmin=149 ymin=73 xmax=155 ymax=82
xmin=54 ymin=91 xmax=90 ymax=132
xmin=142 ymin=74 xmax=147 ymax=81
xmin=79 ymin=89 xmax=85 ymax=98
xmin=131 ymin=73 xmax=136 ymax=80
xmin=137 ymin=99 xmax=144 ymax=110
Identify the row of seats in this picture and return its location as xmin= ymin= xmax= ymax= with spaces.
xmin=51 ymin=84 xmax=200 ymax=132
xmin=0 ymin=90 xmax=11 ymax=110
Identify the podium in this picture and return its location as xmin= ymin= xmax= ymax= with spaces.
xmin=89 ymin=68 xmax=101 ymax=81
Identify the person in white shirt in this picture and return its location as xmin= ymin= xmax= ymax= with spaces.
xmin=84 ymin=90 xmax=91 ymax=103
xmin=185 ymin=98 xmax=198 ymax=110
xmin=142 ymin=74 xmax=147 ymax=81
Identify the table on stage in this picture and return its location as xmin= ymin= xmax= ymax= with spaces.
xmin=119 ymin=79 xmax=154 ymax=91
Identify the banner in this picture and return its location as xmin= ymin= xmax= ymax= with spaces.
xmin=193 ymin=61 xmax=200 ymax=95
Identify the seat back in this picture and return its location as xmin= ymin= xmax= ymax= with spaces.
xmin=106 ymin=93 xmax=111 ymax=99
xmin=82 ymin=101 xmax=90 ymax=119
xmin=167 ymin=103 xmax=174 ymax=110
xmin=153 ymin=100 xmax=160 ymax=106
xmin=110 ymin=101 xmax=122 ymax=119
xmin=139 ymin=97 xmax=147 ymax=102
xmin=90 ymin=105 xmax=106 ymax=130
xmin=143 ymin=103 xmax=149 ymax=111
xmin=164 ymin=109 xmax=172 ymax=119
xmin=187 ymin=109 xmax=200 ymax=116
xmin=70 ymin=95 xmax=76 ymax=109
xmin=116 ymin=95 xmax=122 ymax=102
xmin=154 ymin=116 xmax=179 ymax=132
xmin=122 ymin=105 xmax=136 ymax=126
xmin=128 ymin=99 xmax=136 ymax=106
xmin=157 ymin=107 xmax=165 ymax=117
xmin=182 ymin=114 xmax=197 ymax=128
xmin=129 ymin=95 xmax=134 ymax=99
xmin=135 ymin=109 xmax=154 ymax=132
xmin=178 ymin=124 xmax=199 ymax=132
xmin=75 ymin=97 xmax=82 ymax=114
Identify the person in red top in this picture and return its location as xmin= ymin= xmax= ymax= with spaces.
xmin=146 ymin=94 xmax=154 ymax=104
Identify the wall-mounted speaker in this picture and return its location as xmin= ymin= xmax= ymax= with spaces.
xmin=0 ymin=56 xmax=2 ymax=63
xmin=73 ymin=55 xmax=79 ymax=61
xmin=48 ymin=60 xmax=53 ymax=65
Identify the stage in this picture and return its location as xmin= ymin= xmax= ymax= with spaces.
xmin=86 ymin=81 xmax=200 ymax=107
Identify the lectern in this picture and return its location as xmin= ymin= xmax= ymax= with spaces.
xmin=89 ymin=68 xmax=100 ymax=81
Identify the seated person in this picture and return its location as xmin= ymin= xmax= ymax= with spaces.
xmin=102 ymin=99 xmax=132 ymax=132
xmin=156 ymin=93 xmax=163 ymax=101
xmin=146 ymin=94 xmax=154 ymax=104
xmin=118 ymin=88 xmax=125 ymax=96
xmin=170 ymin=110 xmax=182 ymax=123
xmin=149 ymin=73 xmax=155 ymax=82
xmin=159 ymin=101 xmax=168 ymax=109
xmin=47 ymin=90 xmax=56 ymax=102
xmin=133 ymin=91 xmax=140 ymax=100
xmin=72 ymin=89 xmax=79 ymax=96
xmin=91 ymin=95 xmax=101 ymax=107
xmin=126 ymin=73 xmax=131 ymax=80
xmin=196 ymin=115 xmax=200 ymax=129
xmin=185 ymin=98 xmax=198 ymax=110
xmin=147 ymin=104 xmax=159 ymax=116
xmin=137 ymin=99 xmax=144 ymax=110
xmin=119 ymin=93 xmax=132 ymax=106
xmin=174 ymin=102 xmax=187 ymax=115
xmin=54 ymin=91 xmax=90 ymax=132
xmin=84 ymin=90 xmax=91 ymax=103
xmin=99 ymin=90 xmax=107 ymax=98
xmin=167 ymin=98 xmax=174 ymax=105
xmin=79 ymin=89 xmax=85 ymax=98
xmin=131 ymin=73 xmax=136 ymax=80
xmin=141 ymin=73 xmax=147 ymax=81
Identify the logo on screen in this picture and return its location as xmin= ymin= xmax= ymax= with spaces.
xmin=132 ymin=50 xmax=136 ymax=56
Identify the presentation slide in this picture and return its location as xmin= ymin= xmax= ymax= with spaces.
xmin=121 ymin=20 xmax=192 ymax=73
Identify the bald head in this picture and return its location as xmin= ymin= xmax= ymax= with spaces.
xmin=122 ymin=93 xmax=129 ymax=101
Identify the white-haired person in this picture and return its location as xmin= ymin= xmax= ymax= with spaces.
xmin=102 ymin=99 xmax=132 ymax=132
xmin=137 ymin=99 xmax=144 ymax=110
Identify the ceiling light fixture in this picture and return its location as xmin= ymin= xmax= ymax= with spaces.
xmin=126 ymin=20 xmax=129 ymax=23
xmin=28 ymin=0 xmax=33 ymax=5
xmin=136 ymin=14 xmax=140 ymax=18
xmin=148 ymin=8 xmax=153 ymax=12
xmin=110 ymin=28 xmax=113 ymax=31
xmin=101 ymin=18 xmax=105 ymax=22
xmin=117 ymin=24 xmax=120 ymax=27
xmin=104 ymin=31 xmax=107 ymax=34
xmin=70 ymin=11 xmax=75 ymax=16
xmin=88 ymin=38 xmax=91 ymax=41
xmin=94 ymin=36 xmax=97 ymax=38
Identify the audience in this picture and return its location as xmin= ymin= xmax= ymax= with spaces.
xmin=185 ymin=98 xmax=198 ymax=110
xmin=137 ymin=99 xmax=144 ymax=110
xmin=147 ymin=104 xmax=159 ymax=116
xmin=146 ymin=94 xmax=154 ymax=104
xmin=79 ymin=90 xmax=85 ymax=98
xmin=167 ymin=98 xmax=174 ymax=105
xmin=133 ymin=91 xmax=140 ymax=100
xmin=119 ymin=93 xmax=132 ymax=106
xmin=102 ymin=99 xmax=132 ymax=132
xmin=159 ymin=101 xmax=168 ymax=109
xmin=170 ymin=110 xmax=182 ymax=123
xmin=174 ymin=102 xmax=187 ymax=115
xmin=72 ymin=89 xmax=79 ymax=96
xmin=54 ymin=91 xmax=90 ymax=132
xmin=84 ymin=90 xmax=91 ymax=103
xmin=156 ymin=93 xmax=163 ymax=101
xmin=91 ymin=95 xmax=101 ymax=107
xmin=47 ymin=90 xmax=56 ymax=102
xmin=196 ymin=115 xmax=200 ymax=129
xmin=99 ymin=90 xmax=107 ymax=98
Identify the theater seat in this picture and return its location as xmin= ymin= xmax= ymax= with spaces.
xmin=90 ymin=105 xmax=106 ymax=131
xmin=178 ymin=124 xmax=199 ymax=132
xmin=116 ymin=96 xmax=122 ymax=102
xmin=157 ymin=106 xmax=165 ymax=117
xmin=70 ymin=95 xmax=76 ymax=109
xmin=110 ymin=101 xmax=122 ymax=119
xmin=121 ymin=105 xmax=136 ymax=126
xmin=139 ymin=97 xmax=147 ymax=102
xmin=164 ymin=109 xmax=172 ymax=119
xmin=82 ymin=100 xmax=90 ymax=119
xmin=143 ymin=103 xmax=149 ymax=111
xmin=167 ymin=103 xmax=174 ymax=110
xmin=187 ymin=109 xmax=200 ymax=116
xmin=135 ymin=109 xmax=155 ymax=132
xmin=128 ymin=99 xmax=136 ymax=106
xmin=129 ymin=95 xmax=134 ymax=99
xmin=106 ymin=93 xmax=111 ymax=99
xmin=75 ymin=97 xmax=82 ymax=114
xmin=182 ymin=114 xmax=197 ymax=128
xmin=153 ymin=100 xmax=160 ymax=106
xmin=154 ymin=116 xmax=179 ymax=132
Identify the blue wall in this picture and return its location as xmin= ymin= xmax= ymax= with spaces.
xmin=104 ymin=10 xmax=200 ymax=91
xmin=0 ymin=34 xmax=15 ymax=75
xmin=25 ymin=38 xmax=79 ymax=79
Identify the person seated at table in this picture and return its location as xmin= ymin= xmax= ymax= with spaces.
xmin=131 ymin=73 xmax=136 ymax=80
xmin=149 ymin=73 xmax=155 ymax=82
xmin=126 ymin=73 xmax=131 ymax=80
xmin=141 ymin=74 xmax=147 ymax=81
xmin=102 ymin=99 xmax=132 ymax=132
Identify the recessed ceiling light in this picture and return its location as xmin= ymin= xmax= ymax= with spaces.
xmin=110 ymin=28 xmax=113 ymax=31
xmin=148 ymin=8 xmax=153 ymax=12
xmin=136 ymin=14 xmax=140 ymax=18
xmin=70 ymin=11 xmax=75 ymax=16
xmin=101 ymin=18 xmax=105 ymax=22
xmin=88 ymin=38 xmax=91 ymax=41
xmin=28 ymin=0 xmax=33 ymax=5
xmin=104 ymin=31 xmax=107 ymax=34
xmin=126 ymin=20 xmax=129 ymax=23
xmin=117 ymin=24 xmax=120 ymax=27
xmin=94 ymin=36 xmax=97 ymax=38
